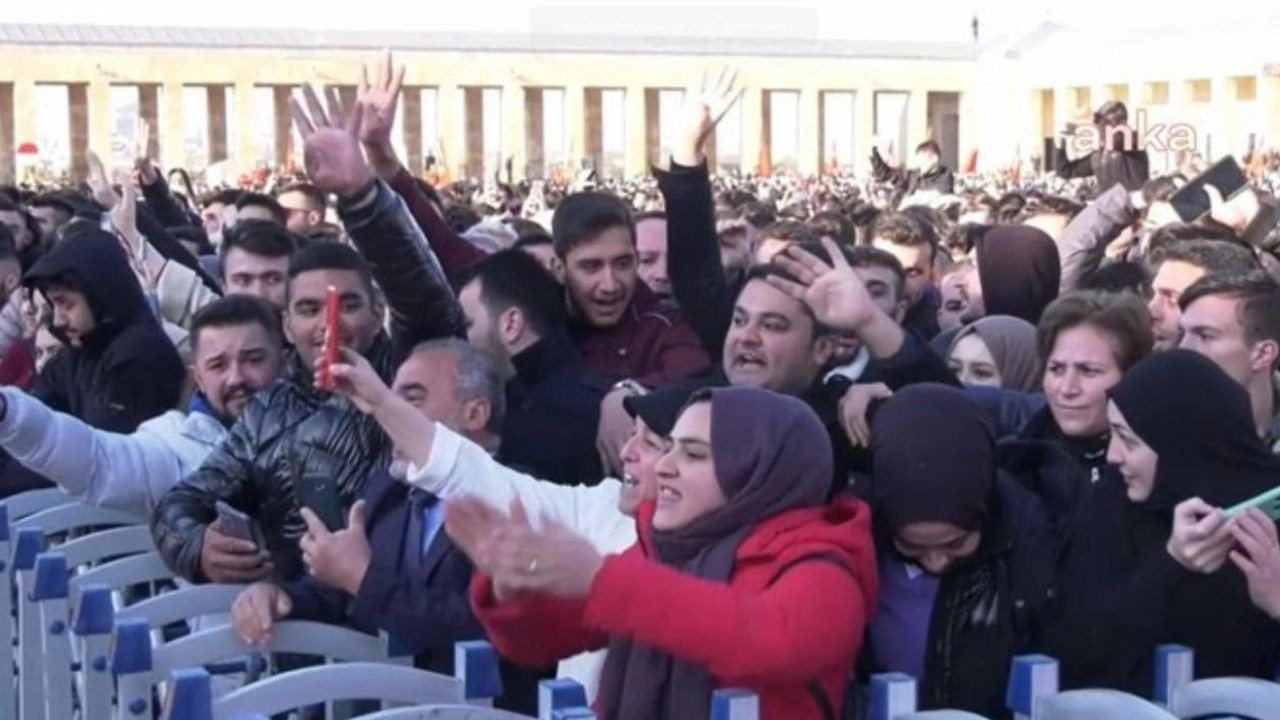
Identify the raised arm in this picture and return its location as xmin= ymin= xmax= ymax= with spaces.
xmin=658 ymin=69 xmax=745 ymax=358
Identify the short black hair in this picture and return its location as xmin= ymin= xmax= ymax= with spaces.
xmin=505 ymin=218 xmax=553 ymax=248
xmin=201 ymin=189 xmax=243 ymax=208
xmin=235 ymin=192 xmax=287 ymax=226
xmin=551 ymin=192 xmax=635 ymax=258
xmin=277 ymin=182 xmax=327 ymax=212
xmin=455 ymin=249 xmax=566 ymax=338
xmin=1179 ymin=272 xmax=1280 ymax=353
xmin=1148 ymin=239 xmax=1260 ymax=278
xmin=1079 ymin=261 xmax=1151 ymax=297
xmin=871 ymin=211 xmax=939 ymax=263
xmin=28 ymin=193 xmax=76 ymax=217
xmin=807 ymin=212 xmax=855 ymax=246
xmin=287 ymin=241 xmax=376 ymax=302
xmin=220 ymin=220 xmax=299 ymax=262
xmin=1147 ymin=222 xmax=1239 ymax=255
xmin=189 ymin=294 xmax=285 ymax=351
xmin=846 ymin=244 xmax=907 ymax=303
xmin=760 ymin=220 xmax=818 ymax=245
xmin=915 ymin=140 xmax=941 ymax=156
xmin=444 ymin=205 xmax=482 ymax=235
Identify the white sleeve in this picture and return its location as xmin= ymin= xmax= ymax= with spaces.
xmin=405 ymin=424 xmax=627 ymax=545
xmin=0 ymin=388 xmax=185 ymax=515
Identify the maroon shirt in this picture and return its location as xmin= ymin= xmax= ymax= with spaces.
xmin=568 ymin=283 xmax=711 ymax=388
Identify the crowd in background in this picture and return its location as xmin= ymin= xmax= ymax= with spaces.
xmin=3 ymin=51 xmax=1280 ymax=720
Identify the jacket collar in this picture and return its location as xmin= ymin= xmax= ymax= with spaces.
xmin=285 ymin=332 xmax=395 ymax=398
xmin=511 ymin=329 xmax=579 ymax=385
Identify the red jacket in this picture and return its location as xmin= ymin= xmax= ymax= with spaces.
xmin=472 ymin=495 xmax=879 ymax=719
xmin=569 ymin=283 xmax=712 ymax=388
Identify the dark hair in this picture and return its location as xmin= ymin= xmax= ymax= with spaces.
xmin=871 ymin=211 xmax=938 ymax=262
xmin=277 ymin=182 xmax=327 ymax=212
xmin=1079 ymin=261 xmax=1151 ymax=297
xmin=1179 ymin=272 xmax=1280 ymax=352
xmin=1148 ymin=239 xmax=1259 ymax=278
xmin=505 ymin=218 xmax=553 ymax=248
xmin=1033 ymin=195 xmax=1086 ymax=220
xmin=0 ymin=197 xmax=40 ymax=245
xmin=28 ymin=193 xmax=76 ymax=217
xmin=287 ymin=241 xmax=376 ymax=302
xmin=1146 ymin=222 xmax=1240 ymax=255
xmin=807 ymin=212 xmax=855 ymax=246
xmin=235 ymin=192 xmax=287 ymax=225
xmin=1037 ymin=290 xmax=1153 ymax=370
xmin=444 ymin=205 xmax=482 ymax=235
xmin=551 ymin=192 xmax=635 ymax=258
xmin=915 ymin=140 xmax=941 ymax=157
xmin=220 ymin=220 xmax=299 ymax=261
xmin=455 ymin=249 xmax=566 ymax=338
xmin=189 ymin=294 xmax=284 ymax=350
xmin=742 ymin=201 xmax=777 ymax=229
xmin=298 ymin=223 xmax=343 ymax=246
xmin=994 ymin=193 xmax=1028 ymax=224
xmin=1093 ymin=100 xmax=1128 ymax=126
xmin=201 ymin=188 xmax=243 ymax=208
xmin=760 ymin=220 xmax=818 ymax=245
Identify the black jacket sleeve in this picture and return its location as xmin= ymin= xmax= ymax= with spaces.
xmin=1055 ymin=142 xmax=1096 ymax=180
xmin=338 ymin=180 xmax=465 ymax=355
xmin=135 ymin=204 xmax=222 ymax=293
xmin=655 ymin=161 xmax=735 ymax=359
xmin=875 ymin=330 xmax=961 ymax=390
xmin=140 ymin=171 xmax=196 ymax=229
xmin=150 ymin=396 xmax=266 ymax=582
xmin=870 ymin=147 xmax=904 ymax=187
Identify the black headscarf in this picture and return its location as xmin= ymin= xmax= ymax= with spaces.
xmin=975 ymin=225 xmax=1061 ymax=325
xmin=870 ymin=384 xmax=997 ymax=534
xmin=598 ymin=387 xmax=832 ymax=720
xmin=1109 ymin=349 xmax=1280 ymax=510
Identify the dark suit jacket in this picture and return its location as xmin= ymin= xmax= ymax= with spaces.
xmin=281 ymin=470 xmax=546 ymax=712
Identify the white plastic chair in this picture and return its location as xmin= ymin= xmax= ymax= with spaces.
xmin=1034 ymin=689 xmax=1178 ymax=720
xmin=1 ymin=487 xmax=76 ymax=521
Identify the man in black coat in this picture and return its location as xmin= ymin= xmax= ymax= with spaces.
xmin=456 ymin=249 xmax=606 ymax=486
xmin=228 ymin=340 xmax=543 ymax=712
xmin=23 ymin=227 xmax=185 ymax=432
xmin=1055 ymin=100 xmax=1151 ymax=195
xmin=150 ymin=96 xmax=466 ymax=585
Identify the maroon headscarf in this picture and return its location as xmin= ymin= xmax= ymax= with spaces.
xmin=597 ymin=386 xmax=832 ymax=720
xmin=975 ymin=225 xmax=1062 ymax=324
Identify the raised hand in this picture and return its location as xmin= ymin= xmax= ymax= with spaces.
xmin=357 ymin=49 xmax=407 ymax=180
xmin=299 ymin=501 xmax=371 ymax=595
xmin=133 ymin=119 xmax=158 ymax=184
xmin=675 ymin=67 xmax=743 ymax=167
xmin=289 ymin=83 xmax=373 ymax=199
xmin=85 ymin=150 xmax=118 ymax=210
xmin=767 ymin=238 xmax=880 ymax=332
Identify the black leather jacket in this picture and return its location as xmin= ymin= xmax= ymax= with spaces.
xmin=150 ymin=180 xmax=464 ymax=582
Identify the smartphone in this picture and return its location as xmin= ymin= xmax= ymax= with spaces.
xmin=319 ymin=285 xmax=339 ymax=391
xmin=293 ymin=464 xmax=345 ymax=532
xmin=1169 ymin=157 xmax=1248 ymax=222
xmin=215 ymin=500 xmax=255 ymax=542
xmin=1224 ymin=485 xmax=1280 ymax=521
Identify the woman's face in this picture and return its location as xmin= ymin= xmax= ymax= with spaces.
xmin=652 ymin=401 xmax=726 ymax=531
xmin=1043 ymin=324 xmax=1124 ymax=438
xmin=617 ymin=416 xmax=669 ymax=517
xmin=893 ymin=521 xmax=982 ymax=575
xmin=948 ymin=333 xmax=1002 ymax=388
xmin=1105 ymin=400 xmax=1159 ymax=502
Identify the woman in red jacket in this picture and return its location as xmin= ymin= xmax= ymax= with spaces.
xmin=447 ymin=386 xmax=878 ymax=720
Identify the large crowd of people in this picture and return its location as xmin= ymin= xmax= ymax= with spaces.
xmin=3 ymin=50 xmax=1280 ymax=719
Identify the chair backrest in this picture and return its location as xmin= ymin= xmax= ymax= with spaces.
xmin=114 ymin=582 xmax=247 ymax=629
xmin=538 ymin=679 xmax=589 ymax=720
xmin=12 ymin=527 xmax=46 ymax=720
xmin=56 ymin=525 xmax=156 ymax=569
xmin=0 ymin=503 xmax=14 ymax=720
xmin=711 ymin=689 xmax=759 ymax=720
xmin=869 ymin=672 xmax=919 ymax=720
xmin=14 ymin=502 xmax=144 ymax=536
xmin=899 ymin=713 xmax=994 ymax=720
xmin=211 ymin=663 xmax=466 ymax=719
xmin=353 ymin=707 xmax=539 ymax=720
xmin=67 ymin=551 xmax=175 ymax=600
xmin=32 ymin=552 xmax=73 ymax=720
xmin=73 ymin=585 xmax=116 ymax=720
xmin=1006 ymin=655 xmax=1060 ymax=720
xmin=1 ymin=488 xmax=75 ymax=520
xmin=1034 ymin=689 xmax=1178 ymax=720
xmin=1168 ymin=677 xmax=1280 ymax=720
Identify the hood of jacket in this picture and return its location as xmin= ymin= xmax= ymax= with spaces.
xmin=23 ymin=228 xmax=148 ymax=353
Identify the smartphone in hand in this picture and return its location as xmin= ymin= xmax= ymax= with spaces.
xmin=1169 ymin=156 xmax=1248 ymax=222
xmin=215 ymin=500 xmax=256 ymax=543
xmin=319 ymin=285 xmax=339 ymax=391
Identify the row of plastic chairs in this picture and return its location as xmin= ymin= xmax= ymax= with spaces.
xmin=867 ymin=649 xmax=1280 ymax=720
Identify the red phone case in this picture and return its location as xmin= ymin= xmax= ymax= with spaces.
xmin=320 ymin=286 xmax=339 ymax=390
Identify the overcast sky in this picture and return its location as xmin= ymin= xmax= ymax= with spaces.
xmin=5 ymin=0 xmax=1268 ymax=44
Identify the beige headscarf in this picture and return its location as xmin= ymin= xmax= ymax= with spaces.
xmin=948 ymin=315 xmax=1041 ymax=392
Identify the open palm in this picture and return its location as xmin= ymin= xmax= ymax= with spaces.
xmin=767 ymin=238 xmax=878 ymax=331
xmin=289 ymin=83 xmax=371 ymax=198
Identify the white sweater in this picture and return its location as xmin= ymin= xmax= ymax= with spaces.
xmin=407 ymin=424 xmax=637 ymax=701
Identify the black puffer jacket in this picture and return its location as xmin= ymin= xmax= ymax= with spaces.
xmin=24 ymin=228 xmax=185 ymax=432
xmin=150 ymin=180 xmax=464 ymax=582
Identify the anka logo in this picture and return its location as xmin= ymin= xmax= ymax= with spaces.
xmin=1067 ymin=110 xmax=1198 ymax=155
